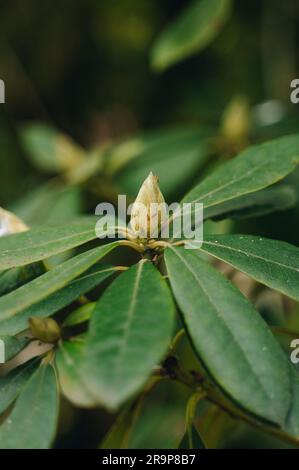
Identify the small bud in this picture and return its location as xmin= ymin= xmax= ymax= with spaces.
xmin=0 ymin=207 xmax=28 ymax=237
xmin=29 ymin=317 xmax=61 ymax=343
xmin=130 ymin=172 xmax=167 ymax=239
xmin=221 ymin=96 xmax=250 ymax=145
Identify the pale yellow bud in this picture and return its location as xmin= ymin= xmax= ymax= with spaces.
xmin=130 ymin=172 xmax=167 ymax=239
xmin=0 ymin=207 xmax=28 ymax=236
xmin=221 ymin=96 xmax=250 ymax=144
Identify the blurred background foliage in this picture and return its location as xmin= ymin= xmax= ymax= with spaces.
xmin=0 ymin=0 xmax=299 ymax=449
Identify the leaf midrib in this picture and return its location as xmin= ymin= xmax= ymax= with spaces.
xmin=111 ymin=260 xmax=146 ymax=380
xmin=186 ymin=154 xmax=298 ymax=208
xmin=203 ymin=239 xmax=299 ymax=273
xmin=169 ymin=247 xmax=275 ymax=404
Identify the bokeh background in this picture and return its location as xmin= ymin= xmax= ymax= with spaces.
xmin=0 ymin=0 xmax=299 ymax=448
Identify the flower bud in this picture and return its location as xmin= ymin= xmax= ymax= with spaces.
xmin=0 ymin=207 xmax=28 ymax=236
xmin=130 ymin=172 xmax=167 ymax=239
xmin=221 ymin=96 xmax=250 ymax=145
xmin=29 ymin=317 xmax=61 ymax=343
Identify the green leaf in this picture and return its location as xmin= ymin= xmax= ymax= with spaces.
xmin=0 ymin=335 xmax=30 ymax=362
xmin=200 ymin=235 xmax=299 ymax=301
xmin=106 ymin=126 xmax=211 ymax=198
xmin=204 ymin=185 xmax=297 ymax=221
xmin=284 ymin=366 xmax=299 ymax=439
xmin=0 ymin=363 xmax=58 ymax=449
xmin=0 ymin=217 xmax=111 ymax=270
xmin=10 ymin=182 xmax=82 ymax=227
xmin=56 ymin=336 xmax=97 ymax=408
xmin=182 ymin=134 xmax=299 ymax=210
xmin=101 ymin=400 xmax=140 ymax=449
xmin=0 ymin=244 xmax=119 ymax=335
xmin=165 ymin=247 xmax=291 ymax=425
xmin=151 ymin=0 xmax=231 ymax=71
xmin=0 ymin=359 xmax=38 ymax=414
xmin=63 ymin=302 xmax=96 ymax=327
xmin=0 ymin=264 xmax=117 ymax=336
xmin=20 ymin=123 xmax=85 ymax=173
xmin=84 ymin=260 xmax=175 ymax=409
xmin=0 ymin=263 xmax=45 ymax=296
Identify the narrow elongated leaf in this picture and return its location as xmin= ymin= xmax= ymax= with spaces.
xmin=0 ymin=264 xmax=116 ymax=336
xmin=0 ymin=359 xmax=38 ymax=414
xmin=151 ymin=0 xmax=231 ymax=70
xmin=182 ymin=134 xmax=299 ymax=210
xmin=56 ymin=336 xmax=97 ymax=408
xmin=0 ymin=243 xmax=118 ymax=334
xmin=0 ymin=363 xmax=58 ymax=449
xmin=84 ymin=260 xmax=175 ymax=409
xmin=204 ymin=185 xmax=297 ymax=221
xmin=0 ymin=263 xmax=45 ymax=296
xmin=200 ymin=235 xmax=299 ymax=301
xmin=63 ymin=302 xmax=96 ymax=327
xmin=0 ymin=335 xmax=30 ymax=361
xmin=165 ymin=247 xmax=290 ymax=425
xmin=0 ymin=217 xmax=115 ymax=270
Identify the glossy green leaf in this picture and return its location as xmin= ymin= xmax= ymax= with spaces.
xmin=0 ymin=217 xmax=115 ymax=270
xmin=0 ymin=359 xmax=38 ymax=414
xmin=200 ymin=235 xmax=299 ymax=301
xmin=151 ymin=0 xmax=231 ymax=70
xmin=56 ymin=336 xmax=97 ymax=408
xmin=165 ymin=247 xmax=290 ymax=425
xmin=182 ymin=134 xmax=299 ymax=210
xmin=204 ymin=185 xmax=297 ymax=221
xmin=63 ymin=302 xmax=96 ymax=327
xmin=0 ymin=244 xmax=119 ymax=335
xmin=84 ymin=260 xmax=175 ymax=409
xmin=106 ymin=127 xmax=211 ymax=198
xmin=0 ymin=363 xmax=58 ymax=449
xmin=0 ymin=335 xmax=30 ymax=361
